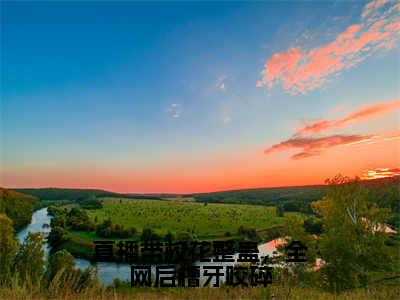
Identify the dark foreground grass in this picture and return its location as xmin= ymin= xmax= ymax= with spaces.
xmin=1 ymin=284 xmax=399 ymax=300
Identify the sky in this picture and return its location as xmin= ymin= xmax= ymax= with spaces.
xmin=1 ymin=0 xmax=399 ymax=193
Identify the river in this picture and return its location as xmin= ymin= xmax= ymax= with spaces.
xmin=18 ymin=207 xmax=282 ymax=285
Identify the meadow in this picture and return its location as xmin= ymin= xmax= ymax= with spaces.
xmin=84 ymin=198 xmax=297 ymax=239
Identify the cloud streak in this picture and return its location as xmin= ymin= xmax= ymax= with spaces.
xmin=361 ymin=167 xmax=400 ymax=180
xmin=167 ymin=103 xmax=183 ymax=118
xmin=216 ymin=75 xmax=227 ymax=92
xmin=264 ymin=134 xmax=374 ymax=160
xmin=257 ymin=0 xmax=400 ymax=94
xmin=296 ymin=99 xmax=400 ymax=136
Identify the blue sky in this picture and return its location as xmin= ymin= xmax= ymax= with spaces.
xmin=1 ymin=1 xmax=399 ymax=192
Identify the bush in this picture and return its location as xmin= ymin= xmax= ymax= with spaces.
xmin=95 ymin=219 xmax=135 ymax=238
xmin=48 ymin=226 xmax=69 ymax=248
xmin=303 ymin=217 xmax=323 ymax=235
xmin=238 ymin=225 xmax=258 ymax=240
xmin=67 ymin=208 xmax=94 ymax=231
xmin=141 ymin=228 xmax=158 ymax=241
xmin=80 ymin=197 xmax=102 ymax=210
xmin=164 ymin=231 xmax=175 ymax=242
xmin=276 ymin=205 xmax=284 ymax=217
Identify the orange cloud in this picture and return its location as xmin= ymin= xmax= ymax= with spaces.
xmin=256 ymin=0 xmax=400 ymax=94
xmin=360 ymin=167 xmax=400 ymax=180
xmin=296 ymin=99 xmax=400 ymax=136
xmin=264 ymin=134 xmax=374 ymax=160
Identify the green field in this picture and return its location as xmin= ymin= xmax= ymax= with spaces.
xmin=84 ymin=197 xmax=297 ymax=239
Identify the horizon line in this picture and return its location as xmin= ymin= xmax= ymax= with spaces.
xmin=3 ymin=175 xmax=398 ymax=196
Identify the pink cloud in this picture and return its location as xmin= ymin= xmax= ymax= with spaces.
xmin=257 ymin=0 xmax=400 ymax=94
xmin=264 ymin=134 xmax=374 ymax=160
xmin=361 ymin=0 xmax=389 ymax=19
xmin=296 ymin=99 xmax=400 ymax=136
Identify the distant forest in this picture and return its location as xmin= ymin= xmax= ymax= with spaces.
xmin=13 ymin=188 xmax=162 ymax=202
xmin=191 ymin=176 xmax=400 ymax=229
xmin=6 ymin=175 xmax=399 ymax=230
xmin=192 ymin=185 xmax=326 ymax=213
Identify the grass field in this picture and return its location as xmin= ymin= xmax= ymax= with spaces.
xmin=84 ymin=197 xmax=298 ymax=239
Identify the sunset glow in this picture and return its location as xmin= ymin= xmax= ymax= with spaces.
xmin=1 ymin=0 xmax=400 ymax=193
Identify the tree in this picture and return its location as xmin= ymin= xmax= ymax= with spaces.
xmin=45 ymin=250 xmax=97 ymax=293
xmin=80 ymin=195 xmax=102 ymax=210
xmin=276 ymin=205 xmax=284 ymax=217
xmin=46 ymin=249 xmax=75 ymax=283
xmin=238 ymin=225 xmax=258 ymax=241
xmin=311 ymin=175 xmax=393 ymax=292
xmin=0 ymin=194 xmax=35 ymax=231
xmin=14 ymin=232 xmax=45 ymax=285
xmin=281 ymin=215 xmax=317 ymax=264
xmin=67 ymin=208 xmax=93 ymax=231
xmin=164 ymin=231 xmax=175 ymax=242
xmin=48 ymin=226 xmax=69 ymax=249
xmin=51 ymin=214 xmax=67 ymax=228
xmin=303 ymin=217 xmax=323 ymax=235
xmin=0 ymin=214 xmax=18 ymax=284
xmin=271 ymin=214 xmax=318 ymax=290
xmin=141 ymin=228 xmax=156 ymax=241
